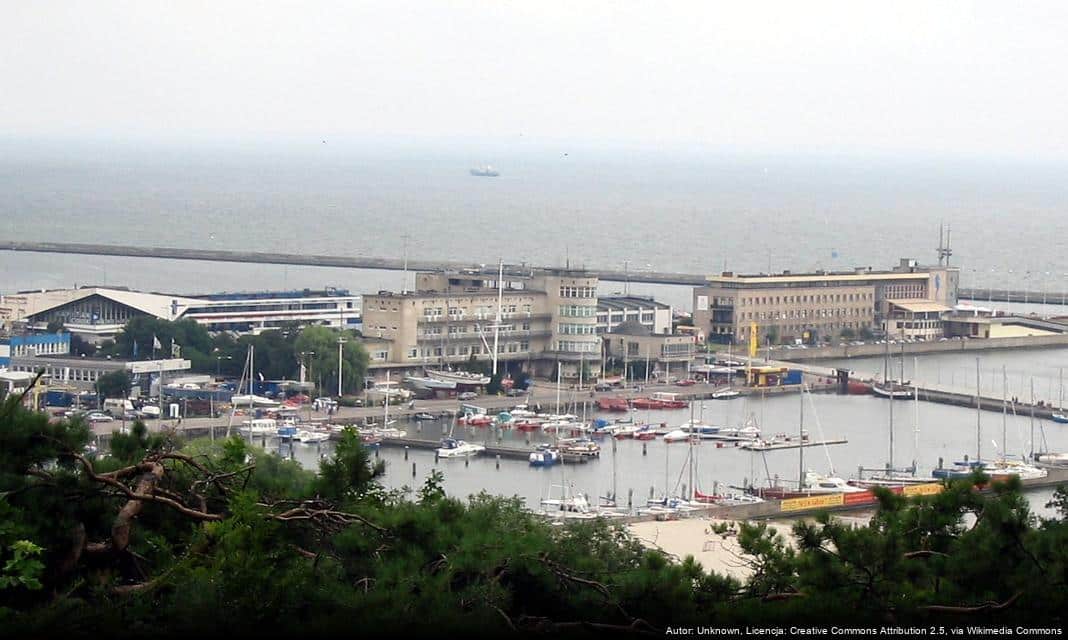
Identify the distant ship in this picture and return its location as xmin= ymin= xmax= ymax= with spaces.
xmin=469 ymin=165 xmax=499 ymax=177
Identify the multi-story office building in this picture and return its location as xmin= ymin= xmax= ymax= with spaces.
xmin=360 ymin=268 xmax=602 ymax=380
xmin=693 ymin=259 xmax=959 ymax=345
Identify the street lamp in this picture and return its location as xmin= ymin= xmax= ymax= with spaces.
xmin=337 ymin=337 xmax=347 ymax=397
xmin=216 ymin=355 xmax=232 ymax=379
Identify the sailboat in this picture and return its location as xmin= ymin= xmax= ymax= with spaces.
xmin=934 ymin=361 xmax=1046 ymax=480
xmin=1051 ymin=368 xmax=1068 ymax=424
xmin=749 ymin=385 xmax=861 ymax=499
xmin=871 ymin=341 xmax=914 ymax=399
xmin=851 ymin=355 xmax=931 ymax=488
xmin=982 ymin=366 xmax=1047 ymax=480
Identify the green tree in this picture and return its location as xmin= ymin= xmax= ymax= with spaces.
xmin=294 ymin=327 xmax=369 ymax=395
xmin=94 ymin=369 xmax=131 ymax=399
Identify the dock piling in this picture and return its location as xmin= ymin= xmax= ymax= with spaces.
xmin=404 ymin=446 xmax=409 ymax=461
xmin=642 ymin=443 xmax=647 ymax=456
xmin=496 ymin=454 xmax=501 ymax=470
xmin=412 ymin=462 xmax=417 ymax=478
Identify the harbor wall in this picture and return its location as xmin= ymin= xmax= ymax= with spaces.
xmin=768 ymin=334 xmax=1068 ymax=362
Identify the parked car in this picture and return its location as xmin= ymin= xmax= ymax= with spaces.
xmin=593 ymin=382 xmax=613 ymax=392
xmin=676 ymin=379 xmax=697 ymax=386
xmin=458 ymin=391 xmax=478 ymax=401
xmin=87 ymin=412 xmax=114 ymax=423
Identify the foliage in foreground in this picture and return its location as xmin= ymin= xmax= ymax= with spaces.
xmin=2 ymin=388 xmax=1068 ymax=636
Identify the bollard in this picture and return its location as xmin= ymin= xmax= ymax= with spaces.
xmin=375 ymin=447 xmax=380 ymax=459
xmin=642 ymin=442 xmax=647 ymax=456
xmin=435 ymin=452 xmax=439 ymax=464
xmin=496 ymin=454 xmax=501 ymax=470
xmin=404 ymin=446 xmax=409 ymax=461
xmin=465 ymin=456 xmax=470 ymax=468
xmin=412 ymin=462 xmax=417 ymax=478
xmin=628 ymin=489 xmax=633 ymax=509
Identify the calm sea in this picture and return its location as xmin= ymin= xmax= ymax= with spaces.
xmin=3 ymin=139 xmax=1068 ymax=310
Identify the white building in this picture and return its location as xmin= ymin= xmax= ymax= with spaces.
xmin=3 ymin=286 xmax=361 ymax=340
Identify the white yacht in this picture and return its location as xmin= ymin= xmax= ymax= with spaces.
xmin=803 ymin=471 xmax=868 ymax=494
xmin=426 ymin=369 xmax=491 ymax=386
xmin=436 ymin=438 xmax=486 ymax=458
xmin=293 ymin=429 xmax=330 ymax=444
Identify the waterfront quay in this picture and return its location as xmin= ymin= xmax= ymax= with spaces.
xmin=11 ymin=242 xmax=1068 ymax=303
xmin=1 ymin=240 xmax=705 ymax=286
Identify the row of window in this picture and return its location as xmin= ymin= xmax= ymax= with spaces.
xmin=895 ymin=321 xmax=942 ymax=329
xmin=422 ymin=304 xmax=531 ymax=318
xmin=740 ymin=307 xmax=872 ymax=321
xmin=883 ymin=285 xmax=926 ymax=299
xmin=10 ymin=364 xmax=108 ymax=383
xmin=558 ymin=323 xmax=597 ymax=335
xmin=740 ymin=292 xmax=873 ymax=306
xmin=559 ymin=304 xmax=597 ymax=317
xmin=555 ymin=341 xmax=599 ymax=353
xmin=9 ymin=342 xmax=68 ymax=357
xmin=407 ymin=342 xmax=530 ymax=359
xmin=559 ymin=286 xmax=596 ymax=299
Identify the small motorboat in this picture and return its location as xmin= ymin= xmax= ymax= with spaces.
xmin=436 ymin=438 xmax=486 ymax=458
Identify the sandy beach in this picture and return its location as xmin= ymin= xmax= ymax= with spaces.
xmin=627 ymin=513 xmax=873 ymax=580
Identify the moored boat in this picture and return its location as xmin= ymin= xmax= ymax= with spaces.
xmin=436 ymin=438 xmax=486 ymax=458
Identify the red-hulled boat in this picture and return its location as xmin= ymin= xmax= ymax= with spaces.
xmin=597 ymin=397 xmax=630 ymax=412
xmin=847 ymin=380 xmax=872 ymax=395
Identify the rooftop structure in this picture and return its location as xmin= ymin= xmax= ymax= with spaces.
xmin=596 ymin=295 xmax=671 ymax=335
xmin=2 ymin=286 xmax=361 ymax=340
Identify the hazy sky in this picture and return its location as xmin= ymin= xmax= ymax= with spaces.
xmin=4 ymin=1 xmax=1068 ymax=158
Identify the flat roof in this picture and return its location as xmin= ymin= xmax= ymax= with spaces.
xmin=597 ymin=296 xmax=670 ymax=311
xmin=888 ymin=300 xmax=952 ymax=313
xmin=706 ymin=272 xmax=931 ymax=285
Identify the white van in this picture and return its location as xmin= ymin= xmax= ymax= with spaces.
xmin=103 ymin=398 xmax=134 ymax=416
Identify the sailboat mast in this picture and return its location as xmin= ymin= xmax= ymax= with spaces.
xmin=888 ymin=338 xmax=894 ymax=473
xmin=688 ymin=399 xmax=695 ymax=500
xmin=492 ymin=259 xmax=502 ymax=376
xmin=555 ymin=363 xmax=561 ymax=415
xmin=976 ymin=358 xmax=982 ymax=462
xmin=798 ymin=383 xmax=805 ymax=490
xmin=913 ymin=356 xmax=920 ymax=471
xmin=1001 ymin=365 xmax=1008 ymax=462
xmin=1030 ymin=377 xmax=1036 ymax=460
